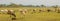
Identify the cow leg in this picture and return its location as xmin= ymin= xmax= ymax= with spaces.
xmin=12 ymin=17 xmax=16 ymax=20
xmin=11 ymin=13 xmax=16 ymax=20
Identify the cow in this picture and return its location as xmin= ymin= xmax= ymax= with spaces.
xmin=7 ymin=10 xmax=16 ymax=20
xmin=23 ymin=9 xmax=27 ymax=13
xmin=0 ymin=10 xmax=5 ymax=14
xmin=19 ymin=9 xmax=27 ymax=17
xmin=31 ymin=9 xmax=36 ymax=14
xmin=47 ymin=9 xmax=51 ymax=12
xmin=0 ymin=9 xmax=8 ymax=14
xmin=39 ymin=9 xmax=42 ymax=13
xmin=57 ymin=9 xmax=60 ymax=13
xmin=0 ymin=9 xmax=16 ymax=20
xmin=47 ymin=9 xmax=55 ymax=12
xmin=38 ymin=9 xmax=46 ymax=13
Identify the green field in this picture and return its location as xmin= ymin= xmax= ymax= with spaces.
xmin=0 ymin=7 xmax=60 ymax=21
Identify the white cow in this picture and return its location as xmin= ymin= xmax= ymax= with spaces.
xmin=4 ymin=9 xmax=8 ymax=12
xmin=10 ymin=10 xmax=15 ymax=13
xmin=0 ymin=10 xmax=7 ymax=14
xmin=0 ymin=9 xmax=10 ymax=14
xmin=19 ymin=9 xmax=27 ymax=14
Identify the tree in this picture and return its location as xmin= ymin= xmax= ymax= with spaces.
xmin=7 ymin=3 xmax=18 ymax=7
xmin=36 ymin=5 xmax=40 ymax=7
xmin=0 ymin=4 xmax=3 ymax=7
xmin=40 ymin=5 xmax=46 ymax=7
xmin=0 ymin=4 xmax=7 ymax=7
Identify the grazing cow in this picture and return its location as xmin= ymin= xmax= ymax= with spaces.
xmin=39 ymin=9 xmax=42 ymax=13
xmin=47 ymin=9 xmax=55 ymax=12
xmin=38 ymin=9 xmax=46 ymax=13
xmin=0 ymin=10 xmax=5 ymax=14
xmin=47 ymin=9 xmax=51 ymax=12
xmin=19 ymin=9 xmax=27 ymax=16
xmin=31 ymin=9 xmax=36 ymax=14
xmin=32 ymin=9 xmax=36 ymax=13
xmin=10 ymin=10 xmax=15 ymax=13
xmin=0 ymin=9 xmax=8 ymax=14
xmin=22 ymin=9 xmax=27 ymax=14
xmin=0 ymin=9 xmax=16 ymax=20
xmin=23 ymin=9 xmax=27 ymax=13
xmin=57 ymin=9 xmax=60 ymax=13
xmin=7 ymin=10 xmax=16 ymax=20
xmin=4 ymin=9 xmax=8 ymax=12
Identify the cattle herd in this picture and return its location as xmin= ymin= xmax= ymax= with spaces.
xmin=0 ymin=9 xmax=60 ymax=20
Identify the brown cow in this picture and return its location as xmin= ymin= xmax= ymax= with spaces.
xmin=31 ymin=9 xmax=36 ymax=14
xmin=7 ymin=10 xmax=16 ymax=20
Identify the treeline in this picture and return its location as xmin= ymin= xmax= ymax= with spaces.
xmin=0 ymin=3 xmax=59 ymax=8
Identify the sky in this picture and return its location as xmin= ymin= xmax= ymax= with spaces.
xmin=0 ymin=0 xmax=59 ymax=6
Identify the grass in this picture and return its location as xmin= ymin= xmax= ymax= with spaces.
xmin=0 ymin=7 xmax=60 ymax=21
